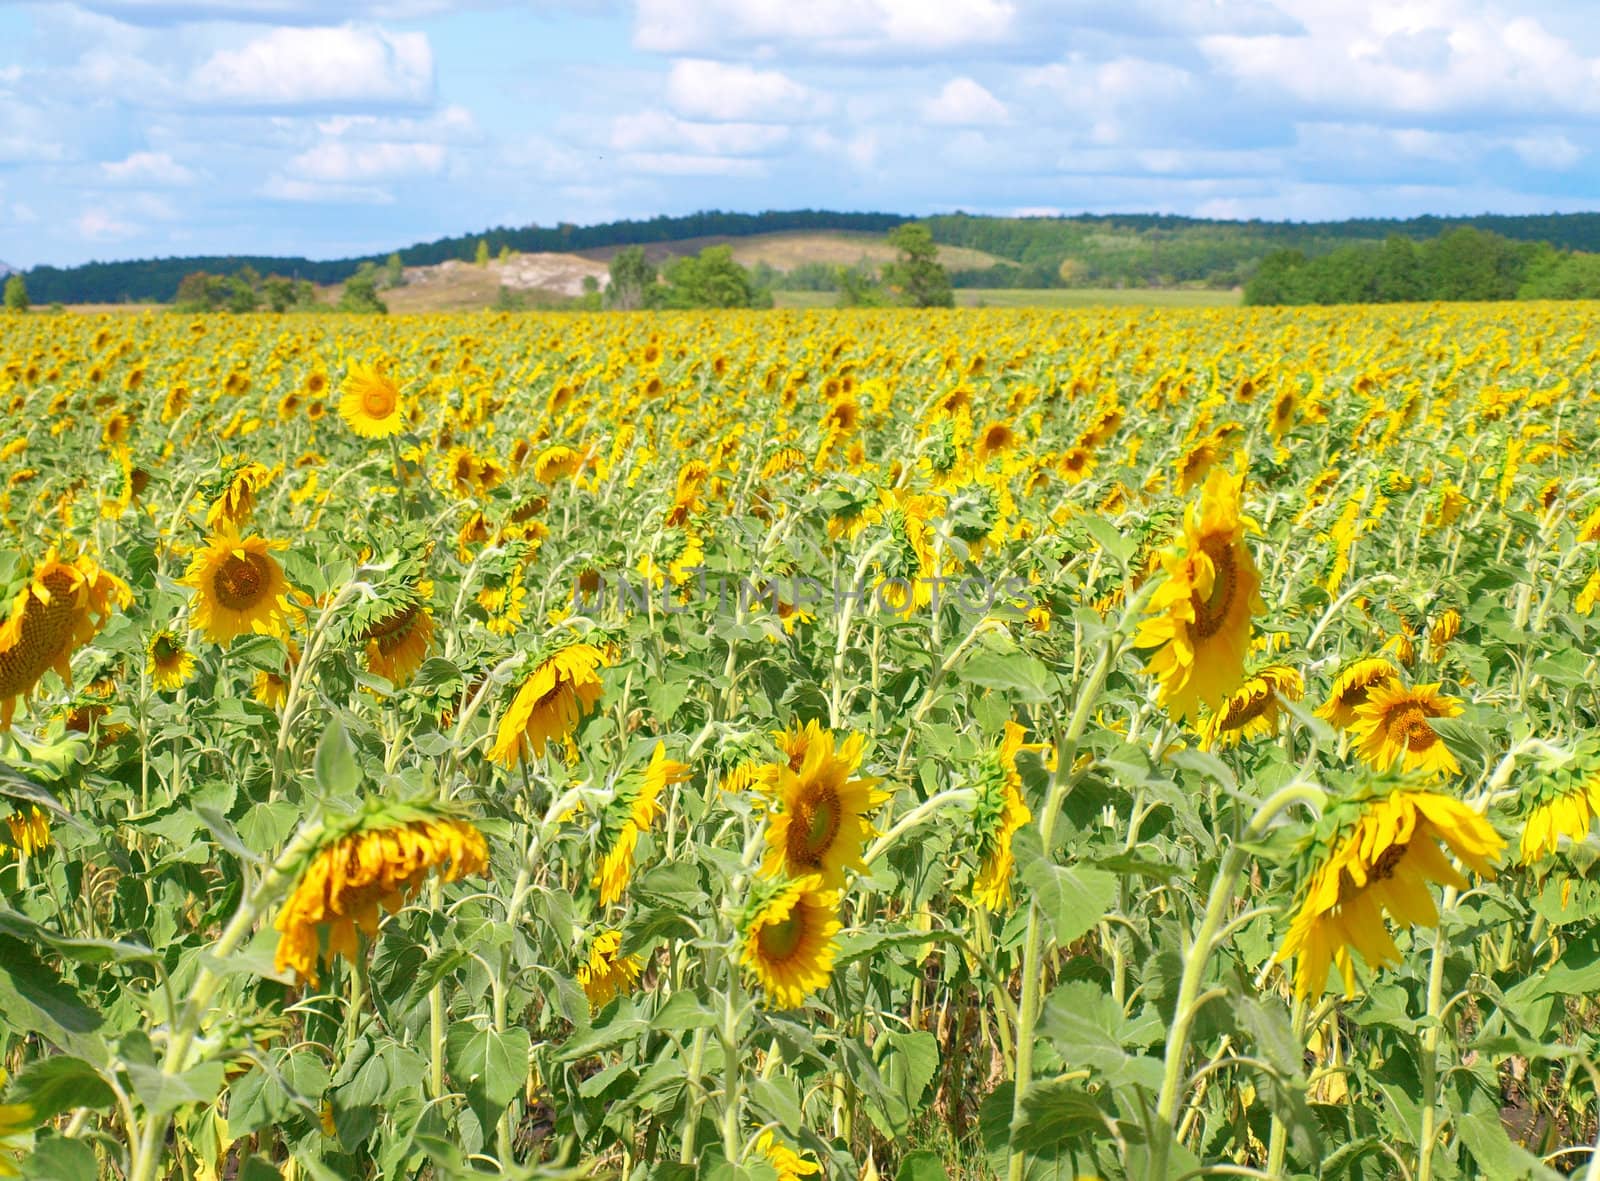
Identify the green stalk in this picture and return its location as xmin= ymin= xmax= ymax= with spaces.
xmin=1415 ymin=885 xmax=1457 ymax=1181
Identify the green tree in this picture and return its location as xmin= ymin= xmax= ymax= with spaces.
xmin=385 ymin=253 xmax=407 ymax=288
xmin=881 ymin=223 xmax=953 ymax=307
xmin=4 ymin=273 xmax=29 ymax=313
xmin=337 ymin=264 xmax=388 ymax=314
xmin=474 ymin=239 xmax=490 ymax=267
xmin=604 ymin=246 xmax=658 ymax=310
xmin=1372 ymin=235 xmax=1425 ymax=301
xmin=836 ymin=263 xmax=888 ymax=307
xmin=658 ymin=246 xmax=772 ymax=309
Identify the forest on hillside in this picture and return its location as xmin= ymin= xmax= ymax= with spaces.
xmin=21 ymin=208 xmax=1600 ymax=305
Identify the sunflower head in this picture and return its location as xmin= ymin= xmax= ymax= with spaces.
xmin=1277 ymin=784 xmax=1503 ymax=1000
xmin=338 ymin=363 xmax=406 ymax=439
xmin=1315 ymin=657 xmax=1400 ymax=730
xmin=741 ymin=874 xmax=842 ymax=1010
xmin=489 ymin=641 xmax=610 ymax=768
xmin=1516 ymin=750 xmax=1600 ymax=866
xmin=575 ymin=929 xmax=644 ymax=1012
xmin=182 ymin=527 xmax=292 ymax=645
xmin=758 ymin=726 xmax=886 ymax=889
xmin=1347 ymin=682 xmax=1463 ymax=779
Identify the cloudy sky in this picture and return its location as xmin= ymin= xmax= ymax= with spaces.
xmin=3 ymin=0 xmax=1599 ymax=267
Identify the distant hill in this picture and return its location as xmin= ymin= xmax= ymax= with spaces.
xmin=21 ymin=207 xmax=1600 ymax=304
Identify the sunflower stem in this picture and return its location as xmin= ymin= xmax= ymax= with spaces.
xmin=1416 ymin=885 xmax=1457 ymax=1181
xmin=1006 ymin=578 xmax=1157 ymax=1181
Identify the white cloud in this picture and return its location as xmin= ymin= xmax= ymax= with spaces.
xmin=635 ymin=0 xmax=1016 ymax=56
xmin=288 ymin=139 xmax=446 ymax=181
xmin=102 ymin=151 xmax=196 ymax=185
xmin=315 ymin=104 xmax=477 ymax=141
xmin=76 ymin=208 xmax=140 ymax=240
xmin=260 ymin=176 xmax=396 ymax=203
xmin=610 ymin=109 xmax=789 ymax=156
xmin=1201 ymin=1 xmax=1600 ymax=118
xmin=924 ymin=77 xmax=1007 ymax=125
xmin=190 ymin=25 xmax=433 ymax=107
xmin=615 ymin=152 xmax=765 ymax=177
xmin=665 ymin=59 xmax=823 ymax=121
xmin=1513 ymin=132 xmax=1585 ymax=170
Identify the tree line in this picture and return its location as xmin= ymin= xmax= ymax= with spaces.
xmin=22 ymin=208 xmax=1600 ymax=305
xmin=1242 ymin=228 xmax=1600 ymax=304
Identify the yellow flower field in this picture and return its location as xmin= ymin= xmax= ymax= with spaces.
xmin=1 ymin=304 xmax=1599 ymax=1179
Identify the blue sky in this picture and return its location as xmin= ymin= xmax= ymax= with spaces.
xmin=4 ymin=0 xmax=1600 ymax=268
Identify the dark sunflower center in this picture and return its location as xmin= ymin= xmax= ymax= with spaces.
xmin=214 ymin=553 xmax=270 ymax=611
xmin=790 ymin=785 xmax=842 ymax=862
xmin=1191 ymin=535 xmax=1238 ymax=640
xmin=152 ymin=635 xmax=182 ymax=663
xmin=757 ymin=912 xmax=805 ymax=961
xmin=1390 ymin=706 xmax=1438 ymax=751
xmin=1371 ymin=841 xmax=1408 ymax=880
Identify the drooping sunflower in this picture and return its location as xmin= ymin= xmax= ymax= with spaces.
xmin=970 ymin=721 xmax=1040 ymax=910
xmin=4 ymin=807 xmax=51 ymax=860
xmin=182 ymin=527 xmax=292 ymax=644
xmin=489 ymin=642 xmax=609 ymax=767
xmin=756 ymin=1131 xmax=821 ymax=1181
xmin=338 ymin=363 xmax=406 ymax=439
xmin=1315 ymin=657 xmax=1400 ymax=730
xmin=1519 ymin=770 xmax=1600 ymax=865
xmin=361 ymin=580 xmax=435 ymax=688
xmin=1136 ymin=462 xmax=1264 ymax=723
xmin=1426 ymin=608 xmax=1461 ymax=662
xmin=1276 ymin=788 xmax=1503 ymax=1000
xmin=758 ymin=726 xmax=886 ymax=888
xmin=741 ymin=874 xmax=842 ymax=1010
xmin=146 ymin=629 xmax=194 ymax=692
xmin=1198 ymin=664 xmax=1304 ymax=750
xmin=534 ymin=444 xmax=583 ymax=483
xmin=575 ymin=928 xmax=643 ymax=1012
xmin=593 ymin=742 xmax=691 ymax=905
xmin=1348 ymin=682 xmax=1462 ymax=779
xmin=204 ymin=459 xmax=274 ymax=528
xmin=0 ymin=550 xmax=131 ymax=729
xmin=273 ymin=807 xmax=489 ymax=986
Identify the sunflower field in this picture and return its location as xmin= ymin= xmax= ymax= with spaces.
xmin=2 ymin=304 xmax=1600 ymax=1181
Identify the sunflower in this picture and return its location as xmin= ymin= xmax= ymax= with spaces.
xmin=338 ymin=363 xmax=405 ymax=439
xmin=0 ymin=551 xmax=131 ymax=729
xmin=970 ymin=721 xmax=1040 ymax=910
xmin=204 ymin=460 xmax=273 ymax=528
xmin=756 ymin=1131 xmax=821 ymax=1181
xmin=1057 ymin=445 xmax=1096 ymax=483
xmin=1348 ymin=682 xmax=1462 ymax=779
xmin=252 ymin=641 xmax=299 ymax=711
xmin=759 ymin=726 xmax=886 ymax=888
xmin=362 ymin=581 xmax=435 ymax=688
xmin=4 ymin=807 xmax=51 ymax=860
xmin=182 ymin=527 xmax=292 ymax=644
xmin=489 ymin=642 xmax=609 ymax=767
xmin=1276 ymin=788 xmax=1503 ymax=1000
xmin=593 ymin=742 xmax=691 ymax=905
xmin=741 ymin=874 xmax=842 ymax=1010
xmin=1315 ymin=657 xmax=1400 ymax=730
xmin=1519 ymin=771 xmax=1600 ymax=865
xmin=1136 ymin=462 xmax=1264 ymax=723
xmin=273 ymin=809 xmax=489 ymax=986
xmin=1198 ymin=664 xmax=1304 ymax=750
xmin=575 ymin=929 xmax=643 ymax=1012
xmin=1426 ymin=608 xmax=1461 ymax=662
xmin=534 ymin=444 xmax=583 ymax=482
xmin=146 ymin=629 xmax=194 ymax=692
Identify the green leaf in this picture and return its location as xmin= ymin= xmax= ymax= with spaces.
xmin=895 ymin=1150 xmax=948 ymax=1181
xmin=314 ymin=718 xmax=361 ymax=796
xmin=958 ymin=648 xmax=1052 ymax=703
xmin=445 ymin=1023 xmax=531 ymax=1138
xmin=652 ymin=989 xmax=718 ymax=1032
xmin=20 ymin=1136 xmax=98 ymax=1180
xmin=0 ymin=935 xmax=104 ymax=1043
xmin=5 ymin=1056 xmax=113 ymax=1121
xmin=1021 ymin=862 xmax=1117 ymax=948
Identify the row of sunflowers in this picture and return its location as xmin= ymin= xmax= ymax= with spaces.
xmin=0 ymin=304 xmax=1599 ymax=1180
